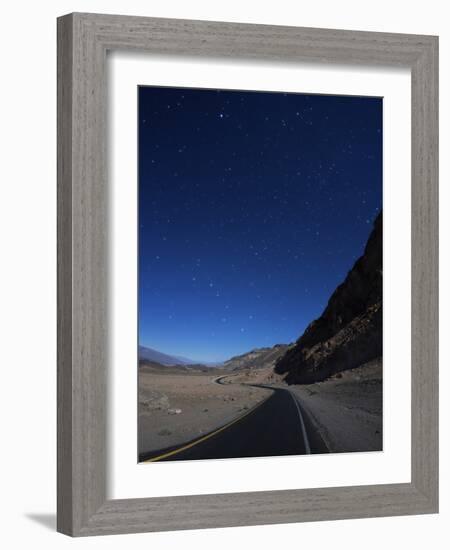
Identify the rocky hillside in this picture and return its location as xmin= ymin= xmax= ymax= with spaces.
xmin=224 ymin=344 xmax=291 ymax=372
xmin=275 ymin=213 xmax=382 ymax=384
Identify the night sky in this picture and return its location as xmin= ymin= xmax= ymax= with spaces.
xmin=138 ymin=86 xmax=382 ymax=363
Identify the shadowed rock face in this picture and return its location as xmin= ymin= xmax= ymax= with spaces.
xmin=275 ymin=213 xmax=382 ymax=384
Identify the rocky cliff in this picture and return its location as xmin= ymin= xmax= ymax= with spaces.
xmin=223 ymin=344 xmax=291 ymax=372
xmin=275 ymin=213 xmax=382 ymax=384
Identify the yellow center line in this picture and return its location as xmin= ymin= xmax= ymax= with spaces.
xmin=141 ymin=394 xmax=272 ymax=463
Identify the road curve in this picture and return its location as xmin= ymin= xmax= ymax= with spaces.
xmin=140 ymin=380 xmax=328 ymax=462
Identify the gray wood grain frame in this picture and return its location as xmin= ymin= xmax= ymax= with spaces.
xmin=57 ymin=12 xmax=439 ymax=536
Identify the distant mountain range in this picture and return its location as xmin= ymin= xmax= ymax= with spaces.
xmin=138 ymin=345 xmax=222 ymax=367
xmin=138 ymin=344 xmax=290 ymax=373
xmin=138 ymin=346 xmax=197 ymax=366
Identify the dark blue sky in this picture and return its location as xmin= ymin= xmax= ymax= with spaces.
xmin=139 ymin=86 xmax=382 ymax=362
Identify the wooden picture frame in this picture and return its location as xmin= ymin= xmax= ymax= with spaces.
xmin=57 ymin=12 xmax=438 ymax=536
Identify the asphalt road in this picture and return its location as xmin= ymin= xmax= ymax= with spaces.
xmin=140 ymin=384 xmax=328 ymax=462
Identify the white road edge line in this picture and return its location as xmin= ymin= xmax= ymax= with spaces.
xmin=288 ymin=391 xmax=311 ymax=454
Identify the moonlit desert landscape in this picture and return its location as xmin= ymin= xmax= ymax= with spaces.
xmin=138 ymin=86 xmax=383 ymax=462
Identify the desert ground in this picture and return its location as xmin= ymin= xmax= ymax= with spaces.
xmin=139 ymin=358 xmax=382 ymax=459
xmin=138 ymin=365 xmax=271 ymax=457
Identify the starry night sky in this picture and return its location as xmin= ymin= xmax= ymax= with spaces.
xmin=139 ymin=86 xmax=382 ymax=363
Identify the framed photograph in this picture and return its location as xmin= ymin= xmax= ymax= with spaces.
xmin=57 ymin=13 xmax=438 ymax=536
